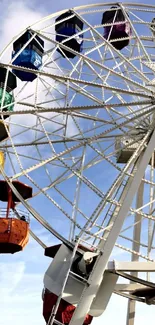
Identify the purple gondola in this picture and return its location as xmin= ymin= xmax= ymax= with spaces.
xmin=102 ymin=6 xmax=131 ymax=50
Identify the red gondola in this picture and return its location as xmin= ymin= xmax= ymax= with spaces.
xmin=43 ymin=243 xmax=94 ymax=324
xmin=43 ymin=289 xmax=93 ymax=325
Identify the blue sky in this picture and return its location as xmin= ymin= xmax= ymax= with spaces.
xmin=0 ymin=1 xmax=155 ymax=325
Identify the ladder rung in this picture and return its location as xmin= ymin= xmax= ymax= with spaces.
xmin=69 ymin=270 xmax=89 ymax=285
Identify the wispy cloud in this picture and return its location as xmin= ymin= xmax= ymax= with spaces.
xmin=0 ymin=261 xmax=25 ymax=296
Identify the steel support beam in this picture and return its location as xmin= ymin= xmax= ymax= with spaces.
xmin=69 ymin=127 xmax=155 ymax=325
xmin=126 ymin=181 xmax=144 ymax=325
xmin=106 ymin=261 xmax=155 ymax=272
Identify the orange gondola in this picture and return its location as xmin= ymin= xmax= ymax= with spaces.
xmin=0 ymin=180 xmax=32 ymax=254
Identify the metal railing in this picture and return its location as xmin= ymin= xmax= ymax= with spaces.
xmin=0 ymin=208 xmax=30 ymax=223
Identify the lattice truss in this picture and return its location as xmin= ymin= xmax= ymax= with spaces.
xmin=0 ymin=3 xmax=155 ymax=267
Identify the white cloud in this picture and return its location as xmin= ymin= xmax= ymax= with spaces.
xmin=0 ymin=261 xmax=25 ymax=296
xmin=0 ymin=1 xmax=44 ymax=59
xmin=0 ymin=269 xmax=44 ymax=325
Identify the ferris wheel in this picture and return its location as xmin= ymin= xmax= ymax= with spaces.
xmin=1 ymin=2 xmax=155 ymax=325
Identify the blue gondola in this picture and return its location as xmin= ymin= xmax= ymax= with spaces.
xmin=102 ymin=6 xmax=131 ymax=50
xmin=55 ymin=10 xmax=83 ymax=58
xmin=0 ymin=67 xmax=16 ymax=119
xmin=12 ymin=30 xmax=44 ymax=82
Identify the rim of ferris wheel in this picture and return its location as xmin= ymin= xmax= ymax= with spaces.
xmin=12 ymin=29 xmax=44 ymax=81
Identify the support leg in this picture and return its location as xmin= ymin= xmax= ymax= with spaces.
xmin=69 ymin=129 xmax=155 ymax=325
xmin=126 ymin=181 xmax=144 ymax=325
